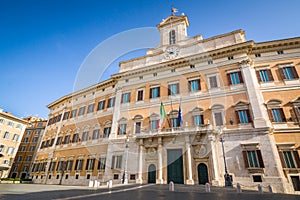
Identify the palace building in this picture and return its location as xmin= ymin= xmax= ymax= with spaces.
xmin=32 ymin=12 xmax=300 ymax=193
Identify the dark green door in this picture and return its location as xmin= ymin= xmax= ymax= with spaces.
xmin=198 ymin=163 xmax=209 ymax=184
xmin=167 ymin=149 xmax=184 ymax=184
xmin=148 ymin=164 xmax=156 ymax=183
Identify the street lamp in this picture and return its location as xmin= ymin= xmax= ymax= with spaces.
xmin=219 ymin=128 xmax=232 ymax=187
xmin=122 ymin=136 xmax=129 ymax=184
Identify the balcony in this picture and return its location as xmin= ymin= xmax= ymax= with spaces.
xmin=135 ymin=124 xmax=212 ymax=138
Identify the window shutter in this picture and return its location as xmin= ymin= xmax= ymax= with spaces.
xmin=278 ymin=68 xmax=285 ymax=80
xmin=177 ymin=83 xmax=180 ymax=94
xmin=267 ymin=69 xmax=274 ymax=81
xmin=293 ymin=151 xmax=300 ymax=168
xmin=157 ymin=87 xmax=160 ymax=97
xmin=111 ymin=156 xmax=115 ymax=169
xmin=256 ymin=150 xmax=265 ymax=168
xmin=267 ymin=109 xmax=274 ymax=122
xmin=227 ymin=74 xmax=232 ymax=85
xmin=294 ymin=107 xmax=300 ymax=122
xmin=200 ymin=114 xmax=204 ymax=125
xmin=75 ymin=160 xmax=79 ymax=170
xmin=188 ymin=81 xmax=191 ymax=92
xmin=235 ymin=111 xmax=240 ymax=124
xmin=150 ymin=88 xmax=153 ymax=98
xmin=121 ymin=94 xmax=124 ymax=103
xmin=278 ymin=151 xmax=286 ymax=168
xmin=246 ymin=109 xmax=252 ymax=123
xmin=86 ymin=159 xmax=90 ymax=170
xmin=197 ymin=79 xmax=201 ymax=90
xmin=168 ymin=85 xmax=171 ymax=95
xmin=242 ymin=151 xmax=249 ymax=168
xmin=291 ymin=67 xmax=299 ymax=79
xmin=238 ymin=71 xmax=244 ymax=83
xmin=279 ymin=108 xmax=286 ymax=122
xmin=256 ymin=70 xmax=262 ymax=82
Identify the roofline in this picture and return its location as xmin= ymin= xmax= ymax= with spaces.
xmin=0 ymin=112 xmax=28 ymax=124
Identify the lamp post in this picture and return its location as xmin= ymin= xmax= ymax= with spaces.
xmin=219 ymin=128 xmax=232 ymax=187
xmin=122 ymin=136 xmax=129 ymax=184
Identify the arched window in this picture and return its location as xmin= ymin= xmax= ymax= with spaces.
xmin=169 ymin=30 xmax=176 ymax=44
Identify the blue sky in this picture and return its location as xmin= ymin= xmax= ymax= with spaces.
xmin=1 ymin=0 xmax=300 ymax=118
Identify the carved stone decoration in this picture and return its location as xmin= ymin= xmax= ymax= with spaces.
xmin=147 ymin=147 xmax=157 ymax=157
xmin=194 ymin=145 xmax=207 ymax=158
xmin=239 ymin=58 xmax=253 ymax=66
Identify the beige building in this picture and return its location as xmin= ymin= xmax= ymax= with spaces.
xmin=9 ymin=117 xmax=47 ymax=179
xmin=0 ymin=108 xmax=27 ymax=178
xmin=32 ymin=12 xmax=300 ymax=193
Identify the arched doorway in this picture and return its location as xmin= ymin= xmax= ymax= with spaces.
xmin=148 ymin=164 xmax=156 ymax=183
xmin=198 ymin=163 xmax=208 ymax=184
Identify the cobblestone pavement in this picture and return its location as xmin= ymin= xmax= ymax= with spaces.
xmin=0 ymin=183 xmax=299 ymax=200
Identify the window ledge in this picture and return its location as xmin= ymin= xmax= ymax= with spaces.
xmin=273 ymin=123 xmax=288 ymax=129
xmin=283 ymin=168 xmax=300 ymax=173
xmin=259 ymin=82 xmax=275 ymax=87
xmin=284 ymin=79 xmax=299 ymax=85
xmin=208 ymin=87 xmax=220 ymax=93
xmin=247 ymin=168 xmax=264 ymax=173
xmin=230 ymin=83 xmax=244 ymax=90
xmin=238 ymin=123 xmax=253 ymax=129
xmin=135 ymin=101 xmax=144 ymax=104
xmin=189 ymin=91 xmax=202 ymax=96
xmin=150 ymin=98 xmax=160 ymax=103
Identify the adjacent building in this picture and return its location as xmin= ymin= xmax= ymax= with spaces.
xmin=32 ymin=12 xmax=300 ymax=193
xmin=0 ymin=108 xmax=27 ymax=178
xmin=9 ymin=116 xmax=47 ymax=179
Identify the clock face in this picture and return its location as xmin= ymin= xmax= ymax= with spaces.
xmin=165 ymin=46 xmax=180 ymax=59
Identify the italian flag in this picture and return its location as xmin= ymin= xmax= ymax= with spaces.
xmin=160 ymin=102 xmax=167 ymax=128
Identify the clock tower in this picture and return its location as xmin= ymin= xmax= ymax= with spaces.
xmin=157 ymin=12 xmax=190 ymax=47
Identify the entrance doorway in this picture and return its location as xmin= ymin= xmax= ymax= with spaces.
xmin=291 ymin=176 xmax=300 ymax=191
xmin=198 ymin=163 xmax=209 ymax=184
xmin=21 ymin=172 xmax=26 ymax=179
xmin=167 ymin=149 xmax=184 ymax=184
xmin=148 ymin=164 xmax=156 ymax=183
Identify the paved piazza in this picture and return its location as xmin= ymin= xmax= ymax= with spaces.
xmin=0 ymin=184 xmax=299 ymax=200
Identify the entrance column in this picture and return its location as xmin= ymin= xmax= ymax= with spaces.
xmin=157 ymin=137 xmax=163 ymax=184
xmin=137 ymin=139 xmax=144 ymax=184
xmin=185 ymin=136 xmax=194 ymax=185
xmin=208 ymin=133 xmax=220 ymax=186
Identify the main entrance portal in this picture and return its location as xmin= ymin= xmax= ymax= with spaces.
xmin=167 ymin=149 xmax=184 ymax=184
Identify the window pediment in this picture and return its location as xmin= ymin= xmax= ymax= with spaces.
xmin=149 ymin=113 xmax=159 ymax=120
xmin=118 ymin=117 xmax=128 ymax=124
xmin=210 ymin=104 xmax=224 ymax=110
xmin=191 ymin=107 xmax=203 ymax=116
xmin=233 ymin=101 xmax=250 ymax=110
xmin=133 ymin=115 xmax=143 ymax=121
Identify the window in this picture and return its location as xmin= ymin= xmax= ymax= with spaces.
xmin=25 ymin=156 xmax=32 ymax=162
xmin=114 ymin=174 xmax=119 ymax=180
xmin=168 ymin=83 xmax=179 ymax=95
xmin=16 ymin=124 xmax=22 ymax=129
xmin=236 ymin=110 xmax=252 ymax=124
xmin=171 ymin=118 xmax=179 ymax=128
xmin=150 ymin=87 xmax=160 ymax=98
xmin=243 ymin=150 xmax=264 ymax=168
xmin=253 ymin=175 xmax=262 ymax=182
xmin=280 ymin=66 xmax=299 ymax=80
xmin=78 ymin=106 xmax=86 ymax=116
xmin=87 ymin=104 xmax=95 ymax=113
xmin=72 ymin=134 xmax=79 ymax=143
xmin=56 ymin=137 xmax=63 ymax=145
xmin=190 ymin=65 xmax=195 ymax=69
xmin=118 ymin=124 xmax=127 ymax=135
xmin=228 ymin=56 xmax=234 ymax=60
xmin=63 ymin=135 xmax=70 ymax=144
xmin=169 ymin=30 xmax=176 ymax=44
xmin=228 ymin=71 xmax=244 ymax=85
xmin=66 ymin=160 xmax=74 ymax=171
xmin=35 ymin=130 xmax=40 ymax=134
xmin=137 ymin=90 xmax=144 ymax=101
xmin=17 ymin=156 xmax=22 ymax=161
xmin=111 ymin=155 xmax=122 ymax=169
xmin=125 ymin=79 xmax=129 ymax=83
xmin=150 ymin=120 xmax=159 ymax=131
xmin=103 ymin=127 xmax=111 ymax=138
xmin=97 ymin=100 xmax=105 ymax=110
xmin=139 ymin=76 xmax=143 ymax=80
xmin=20 ymin=146 xmax=26 ymax=152
xmin=63 ymin=111 xmax=70 ymax=120
xmin=194 ymin=115 xmax=204 ymax=126
xmin=130 ymin=174 xmax=136 ymax=180
xmin=208 ymin=60 xmax=213 ymax=65
xmin=7 ymin=147 xmax=15 ymax=155
xmin=23 ymin=138 xmax=28 ymax=143
xmin=26 ymin=130 xmax=31 ymax=135
xmin=29 ymin=146 xmax=35 ymax=151
xmin=171 ymin=69 xmax=176 ymax=73
xmin=98 ymin=157 xmax=106 ymax=170
xmin=3 ymin=131 xmax=10 ymax=139
xmin=70 ymin=109 xmax=77 ymax=118
xmin=121 ymin=92 xmax=131 ymax=104
xmin=270 ymin=108 xmax=286 ymax=122
xmin=214 ymin=112 xmax=224 ymax=126
xmin=107 ymin=97 xmax=115 ymax=108
xmin=208 ymin=75 xmax=218 ymax=89
xmin=92 ymin=129 xmax=100 ymax=140
xmin=80 ymin=131 xmax=87 ymax=141
xmin=0 ymin=119 xmax=4 ymax=124
xmin=255 ymin=53 xmax=261 ymax=57
xmin=75 ymin=159 xmax=84 ymax=170
xmin=256 ymin=69 xmax=274 ymax=83
xmin=277 ymin=50 xmax=284 ymax=55
xmin=153 ymin=73 xmax=157 ymax=77
xmin=32 ymin=137 xmax=38 ymax=142
xmin=49 ymin=162 xmax=56 ymax=172
xmin=279 ymin=150 xmax=300 ymax=169
xmin=188 ymin=79 xmax=201 ymax=92
xmin=8 ymin=121 xmax=14 ymax=127
xmin=86 ymin=158 xmax=95 ymax=170
xmin=12 ymin=134 xmax=19 ymax=142
xmin=135 ymin=122 xmax=141 ymax=134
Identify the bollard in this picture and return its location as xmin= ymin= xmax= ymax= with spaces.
xmin=94 ymin=180 xmax=98 ymax=188
xmin=268 ymin=185 xmax=273 ymax=193
xmin=205 ymin=183 xmax=211 ymax=193
xmin=236 ymin=183 xmax=242 ymax=193
xmin=258 ymin=184 xmax=263 ymax=193
xmin=169 ymin=181 xmax=174 ymax=192
xmin=108 ymin=180 xmax=113 ymax=191
xmin=89 ymin=180 xmax=94 ymax=187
